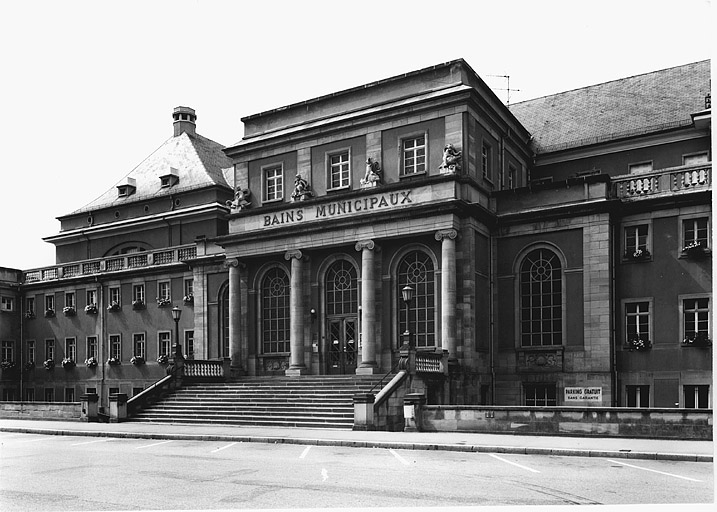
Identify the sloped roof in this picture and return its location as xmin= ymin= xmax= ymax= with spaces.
xmin=69 ymin=132 xmax=233 ymax=215
xmin=508 ymin=60 xmax=711 ymax=154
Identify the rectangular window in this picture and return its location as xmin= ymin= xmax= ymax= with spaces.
xmin=86 ymin=289 xmax=97 ymax=307
xmin=1 ymin=296 xmax=14 ymax=311
xmin=1 ymin=341 xmax=14 ymax=363
xmin=624 ymin=224 xmax=649 ymax=258
xmin=133 ymin=333 xmax=146 ymax=359
xmin=44 ymin=388 xmax=55 ymax=402
xmin=65 ymin=388 xmax=75 ymax=402
xmin=133 ymin=284 xmax=145 ymax=304
xmin=683 ymin=297 xmax=710 ymax=343
xmin=133 ymin=387 xmax=144 ymax=397
xmin=184 ymin=279 xmax=194 ymax=299
xmin=524 ymin=383 xmax=557 ymax=406
xmin=482 ymin=143 xmax=493 ymax=180
xmin=65 ymin=292 xmax=75 ymax=309
xmin=625 ymin=301 xmax=650 ymax=346
xmin=86 ymin=336 xmax=97 ymax=360
xmin=683 ymin=217 xmax=709 ymax=250
xmin=185 ymin=330 xmax=194 ymax=359
xmin=26 ymin=297 xmax=35 ymax=316
xmin=629 ymin=161 xmax=653 ymax=174
xmin=86 ymin=387 xmax=96 ymax=395
xmin=25 ymin=388 xmax=35 ymax=402
xmin=65 ymin=338 xmax=76 ymax=362
xmin=109 ymin=287 xmax=120 ymax=305
xmin=158 ymin=281 xmax=171 ymax=302
xmin=328 ymin=151 xmax=350 ymax=189
xmin=402 ymin=135 xmax=426 ymax=175
xmin=109 ymin=388 xmax=119 ymax=401
xmin=683 ymin=152 xmax=709 ymax=166
xmin=508 ymin=164 xmax=517 ymax=190
xmin=27 ymin=340 xmax=35 ymax=363
xmin=626 ymin=385 xmax=650 ymax=408
xmin=45 ymin=294 xmax=55 ymax=313
xmin=109 ymin=334 xmax=121 ymax=360
xmin=158 ymin=332 xmax=171 ymax=356
xmin=45 ymin=339 xmax=55 ymax=361
xmin=684 ymin=385 xmax=710 ymax=409
xmin=264 ymin=165 xmax=284 ymax=202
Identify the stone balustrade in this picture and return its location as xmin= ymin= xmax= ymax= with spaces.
xmin=613 ymin=163 xmax=711 ymax=200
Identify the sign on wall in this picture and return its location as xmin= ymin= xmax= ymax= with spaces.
xmin=564 ymin=387 xmax=602 ymax=402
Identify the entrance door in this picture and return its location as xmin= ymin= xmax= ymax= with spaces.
xmin=328 ymin=317 xmax=357 ymax=374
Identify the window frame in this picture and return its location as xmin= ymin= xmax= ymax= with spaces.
xmin=1 ymin=340 xmax=14 ymax=363
xmin=184 ymin=330 xmax=194 ymax=360
xmin=260 ymin=266 xmax=291 ymax=355
xmin=262 ymin=163 xmax=284 ymax=203
xmin=86 ymin=289 xmax=97 ymax=307
xmin=1 ymin=296 xmax=14 ymax=311
xmin=86 ymin=336 xmax=97 ymax=360
xmin=399 ymin=132 xmax=428 ymax=177
xmin=45 ymin=294 xmax=55 ymax=313
xmin=109 ymin=334 xmax=121 ymax=360
xmin=133 ymin=283 xmax=145 ymax=304
xmin=628 ymin=161 xmax=653 ymax=174
xmin=27 ymin=340 xmax=35 ymax=363
xmin=481 ymin=140 xmax=493 ymax=182
xmin=158 ymin=331 xmax=172 ymax=357
xmin=184 ymin=278 xmax=194 ymax=298
xmin=109 ymin=286 xmax=121 ymax=306
xmin=524 ymin=382 xmax=557 ymax=406
xmin=65 ymin=337 xmax=76 ymax=362
xmin=622 ymin=298 xmax=653 ymax=348
xmin=45 ymin=338 xmax=55 ymax=361
xmin=157 ymin=281 xmax=171 ymax=302
xmin=622 ymin=220 xmax=652 ymax=262
xmin=326 ymin=148 xmax=351 ymax=191
xmin=26 ymin=297 xmax=35 ymax=316
xmin=65 ymin=291 xmax=75 ymax=309
xmin=684 ymin=384 xmax=710 ymax=409
xmin=679 ymin=294 xmax=711 ymax=345
xmin=679 ymin=214 xmax=711 ymax=254
xmin=682 ymin=151 xmax=710 ymax=166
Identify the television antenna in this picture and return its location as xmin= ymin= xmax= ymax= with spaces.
xmin=487 ymin=75 xmax=520 ymax=105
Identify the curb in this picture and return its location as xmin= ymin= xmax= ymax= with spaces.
xmin=1 ymin=426 xmax=711 ymax=463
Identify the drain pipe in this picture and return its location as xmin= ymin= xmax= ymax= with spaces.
xmin=489 ymin=234 xmax=496 ymax=405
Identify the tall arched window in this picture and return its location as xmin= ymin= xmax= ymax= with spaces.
xmin=261 ymin=267 xmax=290 ymax=354
xmin=398 ymin=250 xmax=436 ymax=348
xmin=520 ymin=248 xmax=562 ymax=346
xmin=326 ymin=260 xmax=358 ymax=316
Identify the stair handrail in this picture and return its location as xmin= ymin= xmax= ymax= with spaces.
xmin=127 ymin=365 xmax=179 ymax=416
xmin=367 ymin=358 xmax=401 ymax=395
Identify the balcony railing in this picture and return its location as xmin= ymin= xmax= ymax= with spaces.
xmin=23 ymin=244 xmax=198 ymax=284
xmin=613 ymin=163 xmax=711 ymax=200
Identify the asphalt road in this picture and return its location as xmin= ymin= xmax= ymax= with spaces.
xmin=0 ymin=432 xmax=713 ymax=511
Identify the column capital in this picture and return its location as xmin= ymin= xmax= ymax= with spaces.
xmin=354 ymin=240 xmax=377 ymax=252
xmin=284 ymin=249 xmax=304 ymax=261
xmin=223 ymin=257 xmax=244 ymax=269
xmin=435 ymin=229 xmax=458 ymax=242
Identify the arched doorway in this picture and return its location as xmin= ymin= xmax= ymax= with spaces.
xmin=325 ymin=259 xmax=358 ymax=374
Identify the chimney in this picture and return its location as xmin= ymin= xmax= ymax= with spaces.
xmin=173 ymin=106 xmax=197 ymax=137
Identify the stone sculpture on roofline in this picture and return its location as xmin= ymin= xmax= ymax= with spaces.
xmin=360 ymin=157 xmax=382 ymax=188
xmin=439 ymin=144 xmax=462 ymax=174
xmin=291 ymin=173 xmax=313 ymax=201
xmin=226 ymin=187 xmax=252 ymax=210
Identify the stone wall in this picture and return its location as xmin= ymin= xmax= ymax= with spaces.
xmin=0 ymin=402 xmax=82 ymax=421
xmin=420 ymin=405 xmax=712 ymax=440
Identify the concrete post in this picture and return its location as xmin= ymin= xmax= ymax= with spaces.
xmin=403 ymin=393 xmax=426 ymax=432
xmin=80 ymin=393 xmax=99 ymax=422
xmin=352 ymin=393 xmax=376 ymax=431
xmin=109 ymin=393 xmax=128 ymax=423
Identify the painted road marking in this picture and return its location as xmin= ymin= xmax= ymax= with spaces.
xmin=388 ymin=448 xmax=411 ymax=466
xmin=299 ymin=445 xmax=312 ymax=459
xmin=71 ymin=439 xmax=109 ymax=446
xmin=606 ymin=459 xmax=703 ymax=482
xmin=211 ymin=442 xmax=238 ymax=453
xmin=135 ymin=440 xmax=173 ymax=450
xmin=488 ymin=453 xmax=540 ymax=473
xmin=17 ymin=436 xmax=53 ymax=443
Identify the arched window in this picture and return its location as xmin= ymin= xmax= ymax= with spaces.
xmin=398 ymin=250 xmax=436 ymax=348
xmin=326 ymin=260 xmax=358 ymax=316
xmin=520 ymin=248 xmax=562 ymax=346
xmin=219 ymin=285 xmax=229 ymax=358
xmin=261 ymin=267 xmax=290 ymax=354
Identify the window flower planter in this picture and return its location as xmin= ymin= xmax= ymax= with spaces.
xmin=62 ymin=358 xmax=76 ymax=369
xmin=130 ymin=355 xmax=145 ymax=366
xmin=183 ymin=294 xmax=194 ymax=305
xmin=132 ymin=300 xmax=145 ymax=310
xmin=63 ymin=306 xmax=76 ymax=317
xmin=107 ymin=302 xmax=121 ymax=312
xmin=629 ymin=248 xmax=651 ymax=261
xmin=683 ymin=241 xmax=707 ymax=259
xmin=85 ymin=357 xmax=98 ymax=368
xmin=156 ymin=354 xmax=169 ymax=365
xmin=156 ymin=298 xmax=171 ymax=308
xmin=44 ymin=309 xmax=55 ymax=318
xmin=84 ymin=304 xmax=98 ymax=314
xmin=43 ymin=359 xmax=55 ymax=370
xmin=24 ymin=361 xmax=35 ymax=371
xmin=107 ymin=357 xmax=121 ymax=366
xmin=682 ymin=332 xmax=712 ymax=347
xmin=0 ymin=360 xmax=16 ymax=370
xmin=626 ymin=337 xmax=651 ymax=351
xmin=25 ymin=311 xmax=35 ymax=320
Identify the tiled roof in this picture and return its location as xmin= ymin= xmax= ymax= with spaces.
xmin=69 ymin=132 xmax=233 ymax=215
xmin=508 ymin=60 xmax=711 ymax=154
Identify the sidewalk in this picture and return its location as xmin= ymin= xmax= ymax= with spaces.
xmin=0 ymin=418 xmax=712 ymax=462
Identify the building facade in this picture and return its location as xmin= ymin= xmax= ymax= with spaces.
xmin=0 ymin=60 xmax=711 ymax=411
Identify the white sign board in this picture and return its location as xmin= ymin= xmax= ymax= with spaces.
xmin=564 ymin=387 xmax=602 ymax=402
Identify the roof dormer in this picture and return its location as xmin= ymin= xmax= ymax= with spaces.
xmin=160 ymin=167 xmax=180 ymax=188
xmin=117 ymin=177 xmax=137 ymax=198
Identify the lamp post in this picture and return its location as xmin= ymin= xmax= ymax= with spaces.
xmin=401 ymin=285 xmax=414 ymax=348
xmin=171 ymin=306 xmax=184 ymax=360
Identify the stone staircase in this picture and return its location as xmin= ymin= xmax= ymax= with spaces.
xmin=130 ymin=375 xmax=386 ymax=429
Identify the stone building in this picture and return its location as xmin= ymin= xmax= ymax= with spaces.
xmin=0 ymin=59 xmax=711 ymax=411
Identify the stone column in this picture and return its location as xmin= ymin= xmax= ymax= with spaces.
xmin=285 ymin=250 xmax=307 ymax=376
xmin=356 ymin=240 xmax=378 ymax=374
xmin=435 ymin=229 xmax=458 ymax=360
xmin=225 ymin=258 xmax=242 ymax=370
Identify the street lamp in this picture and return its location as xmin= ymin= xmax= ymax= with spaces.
xmin=401 ymin=285 xmax=414 ymax=348
xmin=171 ymin=306 xmax=184 ymax=360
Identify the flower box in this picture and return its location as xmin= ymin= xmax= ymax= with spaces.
xmin=183 ymin=294 xmax=194 ymax=305
xmin=156 ymin=298 xmax=171 ymax=308
xmin=63 ymin=306 xmax=76 ymax=317
xmin=62 ymin=358 xmax=76 ymax=369
xmin=84 ymin=304 xmax=98 ymax=314
xmin=43 ymin=359 xmax=55 ymax=370
xmin=107 ymin=357 xmax=121 ymax=366
xmin=44 ymin=309 xmax=55 ymax=318
xmin=0 ymin=360 xmax=16 ymax=370
xmin=626 ymin=337 xmax=651 ymax=351
xmin=24 ymin=361 xmax=35 ymax=371
xmin=24 ymin=311 xmax=35 ymax=320
xmin=629 ymin=249 xmax=651 ymax=261
xmin=682 ymin=332 xmax=712 ymax=347
xmin=132 ymin=300 xmax=145 ymax=310
xmin=683 ymin=241 xmax=707 ymax=259
xmin=107 ymin=302 xmax=121 ymax=312
xmin=156 ymin=354 xmax=169 ymax=365
xmin=85 ymin=357 xmax=98 ymax=368
xmin=130 ymin=355 xmax=145 ymax=366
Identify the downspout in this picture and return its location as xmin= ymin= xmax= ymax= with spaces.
xmin=489 ymin=233 xmax=496 ymax=405
xmin=610 ymin=216 xmax=619 ymax=407
xmin=98 ymin=278 xmax=106 ymax=410
xmin=19 ymin=281 xmax=24 ymax=402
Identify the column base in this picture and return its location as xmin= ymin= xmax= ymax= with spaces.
xmin=285 ymin=366 xmax=308 ymax=377
xmin=356 ymin=364 xmax=378 ymax=375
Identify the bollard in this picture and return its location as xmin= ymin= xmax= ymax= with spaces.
xmin=403 ymin=393 xmax=426 ymax=432
xmin=80 ymin=393 xmax=99 ymax=422
xmin=109 ymin=393 xmax=128 ymax=423
xmin=353 ymin=393 xmax=375 ymax=431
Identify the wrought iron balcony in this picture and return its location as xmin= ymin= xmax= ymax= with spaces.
xmin=612 ymin=162 xmax=711 ymax=200
xmin=23 ymin=244 xmax=197 ymax=284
